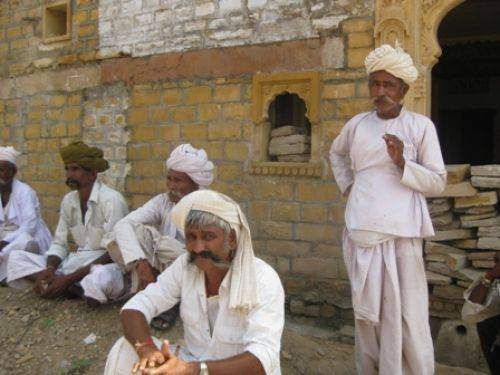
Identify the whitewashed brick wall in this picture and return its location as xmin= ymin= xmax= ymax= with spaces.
xmin=99 ymin=0 xmax=373 ymax=57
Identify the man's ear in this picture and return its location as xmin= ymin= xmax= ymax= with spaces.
xmin=228 ymin=229 xmax=237 ymax=251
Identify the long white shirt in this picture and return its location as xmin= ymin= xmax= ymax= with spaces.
xmin=329 ymin=108 xmax=446 ymax=239
xmin=46 ymin=181 xmax=128 ymax=273
xmin=123 ymin=254 xmax=284 ymax=375
xmin=114 ymin=193 xmax=181 ymax=266
xmin=0 ymin=179 xmax=51 ymax=254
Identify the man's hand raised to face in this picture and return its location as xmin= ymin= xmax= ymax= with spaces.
xmin=383 ymin=133 xmax=405 ymax=169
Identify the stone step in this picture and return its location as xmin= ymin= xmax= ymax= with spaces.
xmin=451 ymin=239 xmax=478 ymax=249
xmin=430 ymin=229 xmax=475 ymax=241
xmin=270 ymin=125 xmax=306 ymax=138
xmin=477 ymin=226 xmax=500 ymax=237
xmin=459 ymin=211 xmax=497 ymax=221
xmin=470 ymin=164 xmax=500 ymax=177
xmin=461 ymin=215 xmax=500 ymax=228
xmin=425 ymin=241 xmax=466 ymax=255
xmin=471 ymin=176 xmax=500 ymax=189
xmin=477 ymin=237 xmax=500 ymax=250
xmin=455 ymin=267 xmax=483 ymax=282
xmin=455 ymin=191 xmax=498 ymax=209
xmin=472 ymin=260 xmax=495 ymax=269
xmin=446 ymin=164 xmax=470 ymax=184
xmin=433 ymin=284 xmax=466 ymax=300
xmin=428 ymin=199 xmax=452 ymax=216
xmin=431 ymin=212 xmax=454 ymax=227
xmin=467 ymin=251 xmax=497 ymax=261
xmin=426 ymin=270 xmax=452 ymax=285
xmin=427 ymin=182 xmax=477 ymax=198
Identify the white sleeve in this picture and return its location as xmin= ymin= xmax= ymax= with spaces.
xmin=45 ymin=199 xmax=70 ymax=260
xmin=3 ymin=187 xmax=39 ymax=243
xmin=244 ymin=268 xmax=284 ymax=375
xmin=401 ymin=120 xmax=447 ymax=195
xmin=329 ymin=124 xmax=354 ymax=195
xmin=114 ymin=195 xmax=164 ymax=265
xmin=121 ymin=256 xmax=184 ymax=322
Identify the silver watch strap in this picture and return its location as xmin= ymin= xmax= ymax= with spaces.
xmin=200 ymin=361 xmax=209 ymax=375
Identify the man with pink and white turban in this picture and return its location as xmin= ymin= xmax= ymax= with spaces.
xmin=96 ymin=144 xmax=214 ymax=326
xmin=0 ymin=146 xmax=52 ymax=284
xmin=329 ymin=43 xmax=446 ymax=374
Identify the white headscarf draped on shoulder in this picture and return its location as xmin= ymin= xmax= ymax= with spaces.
xmin=364 ymin=41 xmax=418 ymax=85
xmin=166 ymin=144 xmax=214 ymax=188
xmin=0 ymin=146 xmax=21 ymax=165
xmin=171 ymin=190 xmax=258 ymax=315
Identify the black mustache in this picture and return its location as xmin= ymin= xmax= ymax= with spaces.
xmin=65 ymin=178 xmax=80 ymax=189
xmin=189 ymin=250 xmax=221 ymax=263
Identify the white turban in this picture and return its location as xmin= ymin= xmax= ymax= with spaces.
xmin=165 ymin=144 xmax=214 ymax=187
xmin=364 ymin=42 xmax=418 ymax=84
xmin=171 ymin=190 xmax=258 ymax=315
xmin=0 ymin=146 xmax=21 ymax=165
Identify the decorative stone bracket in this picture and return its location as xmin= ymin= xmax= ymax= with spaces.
xmin=250 ymin=71 xmax=322 ymax=177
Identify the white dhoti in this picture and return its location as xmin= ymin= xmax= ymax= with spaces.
xmin=104 ymin=336 xmax=193 ymax=375
xmin=6 ymin=249 xmax=106 ymax=290
xmin=343 ymin=231 xmax=434 ymax=375
xmin=104 ymin=223 xmax=186 ymax=297
xmin=0 ymin=232 xmax=39 ymax=282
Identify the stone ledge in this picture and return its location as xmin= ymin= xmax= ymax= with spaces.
xmin=250 ymin=162 xmax=322 ymax=178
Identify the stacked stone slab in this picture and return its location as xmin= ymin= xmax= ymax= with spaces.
xmin=268 ymin=125 xmax=311 ymax=162
xmin=425 ymin=164 xmax=499 ymax=319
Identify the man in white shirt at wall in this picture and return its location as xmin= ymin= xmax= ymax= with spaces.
xmin=104 ymin=190 xmax=284 ymax=375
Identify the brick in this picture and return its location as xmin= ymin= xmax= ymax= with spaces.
xmin=11 ymin=39 xmax=28 ymax=50
xmin=79 ymin=50 xmax=97 ymax=62
xmin=323 ymin=83 xmax=356 ymax=99
xmin=127 ymin=144 xmax=151 ymax=160
xmin=208 ymin=123 xmax=241 ymax=140
xmin=214 ymin=85 xmax=241 ymax=102
xmin=181 ymin=124 xmax=207 ymax=139
xmin=217 ymin=163 xmax=242 ymax=181
xmin=341 ymin=18 xmax=373 ymax=33
xmin=222 ymin=103 xmax=250 ymax=119
xmin=455 ymin=191 xmax=498 ymax=208
xmin=271 ymin=202 xmax=300 ymax=221
xmin=276 ymin=257 xmax=290 ymax=274
xmin=259 ymin=221 xmax=293 ymax=240
xmin=78 ymin=24 xmax=95 ymax=37
xmin=336 ymin=98 xmax=372 ymax=118
xmin=296 ymin=223 xmax=335 ymax=242
xmin=255 ymin=180 xmax=294 ymax=200
xmin=170 ymin=107 xmax=197 ymax=123
xmin=347 ymin=48 xmax=372 ymax=68
xmin=224 ymin=142 xmax=248 ymax=161
xmin=185 ymin=86 xmax=212 ymax=104
xmin=25 ymin=125 xmax=41 ymax=139
xmin=159 ymin=125 xmax=180 ymax=141
xmin=132 ymin=91 xmax=161 ymax=106
xmin=5 ymin=114 xmax=20 ymax=125
xmin=49 ymin=95 xmax=67 ymax=107
xmin=163 ymin=89 xmax=183 ymax=105
xmin=67 ymin=123 xmax=81 ymax=137
xmin=128 ymin=108 xmax=149 ymax=126
xmin=348 ymin=32 xmax=373 ymax=48
xmin=132 ymin=127 xmax=156 ymax=141
xmin=134 ymin=161 xmax=163 ymax=177
xmin=58 ymin=55 xmax=78 ymax=65
xmin=74 ymin=10 xmax=88 ymax=23
xmin=296 ymin=182 xmax=339 ymax=202
xmin=292 ymin=258 xmax=337 ymax=278
xmin=248 ymin=201 xmax=270 ymax=220
xmin=199 ymin=104 xmax=220 ymax=121
xmin=62 ymin=108 xmax=81 ymax=122
xmin=302 ymin=204 xmax=328 ymax=222
xmin=151 ymin=108 xmax=169 ymax=123
xmin=267 ymin=240 xmax=310 ymax=257
xmin=49 ymin=124 xmax=67 ymax=137
xmin=446 ymin=164 xmax=470 ymax=183
xmin=7 ymin=26 xmax=22 ymax=39
xmin=314 ymin=243 xmax=342 ymax=258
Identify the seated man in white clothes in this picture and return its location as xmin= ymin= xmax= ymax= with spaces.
xmin=100 ymin=144 xmax=213 ymax=324
xmin=104 ymin=190 xmax=284 ymax=375
xmin=7 ymin=141 xmax=128 ymax=302
xmin=0 ymin=146 xmax=52 ymax=284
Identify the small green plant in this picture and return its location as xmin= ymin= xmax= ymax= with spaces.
xmin=42 ymin=317 xmax=54 ymax=328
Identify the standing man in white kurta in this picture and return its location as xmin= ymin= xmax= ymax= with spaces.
xmin=329 ymin=44 xmax=447 ymax=375
xmin=7 ymin=141 xmax=128 ymax=302
xmin=0 ymin=146 xmax=52 ymax=283
xmin=104 ymin=190 xmax=284 ymax=375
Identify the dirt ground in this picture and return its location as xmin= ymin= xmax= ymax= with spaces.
xmin=0 ymin=286 xmax=487 ymax=375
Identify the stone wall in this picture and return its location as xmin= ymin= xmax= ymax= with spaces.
xmin=98 ymin=0 xmax=373 ymax=57
xmin=0 ymin=0 xmax=100 ymax=78
xmin=0 ymin=0 xmax=376 ymax=324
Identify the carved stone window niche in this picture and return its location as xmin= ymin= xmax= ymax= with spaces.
xmin=43 ymin=0 xmax=71 ymax=43
xmin=250 ymin=72 xmax=322 ymax=178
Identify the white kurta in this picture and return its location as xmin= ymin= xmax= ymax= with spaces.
xmin=330 ymin=108 xmax=446 ymax=375
xmin=0 ymin=180 xmax=52 ymax=281
xmin=7 ymin=181 xmax=128 ymax=298
xmin=112 ymin=193 xmax=184 ymax=267
xmin=104 ymin=254 xmax=284 ymax=375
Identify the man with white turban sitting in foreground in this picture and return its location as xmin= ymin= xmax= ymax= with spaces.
xmin=329 ymin=42 xmax=446 ymax=374
xmin=101 ymin=144 xmax=214 ymax=326
xmin=0 ymin=146 xmax=52 ymax=284
xmin=7 ymin=141 xmax=128 ymax=302
xmin=104 ymin=190 xmax=284 ymax=375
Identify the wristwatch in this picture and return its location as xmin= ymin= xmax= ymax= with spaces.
xmin=200 ymin=361 xmax=209 ymax=375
